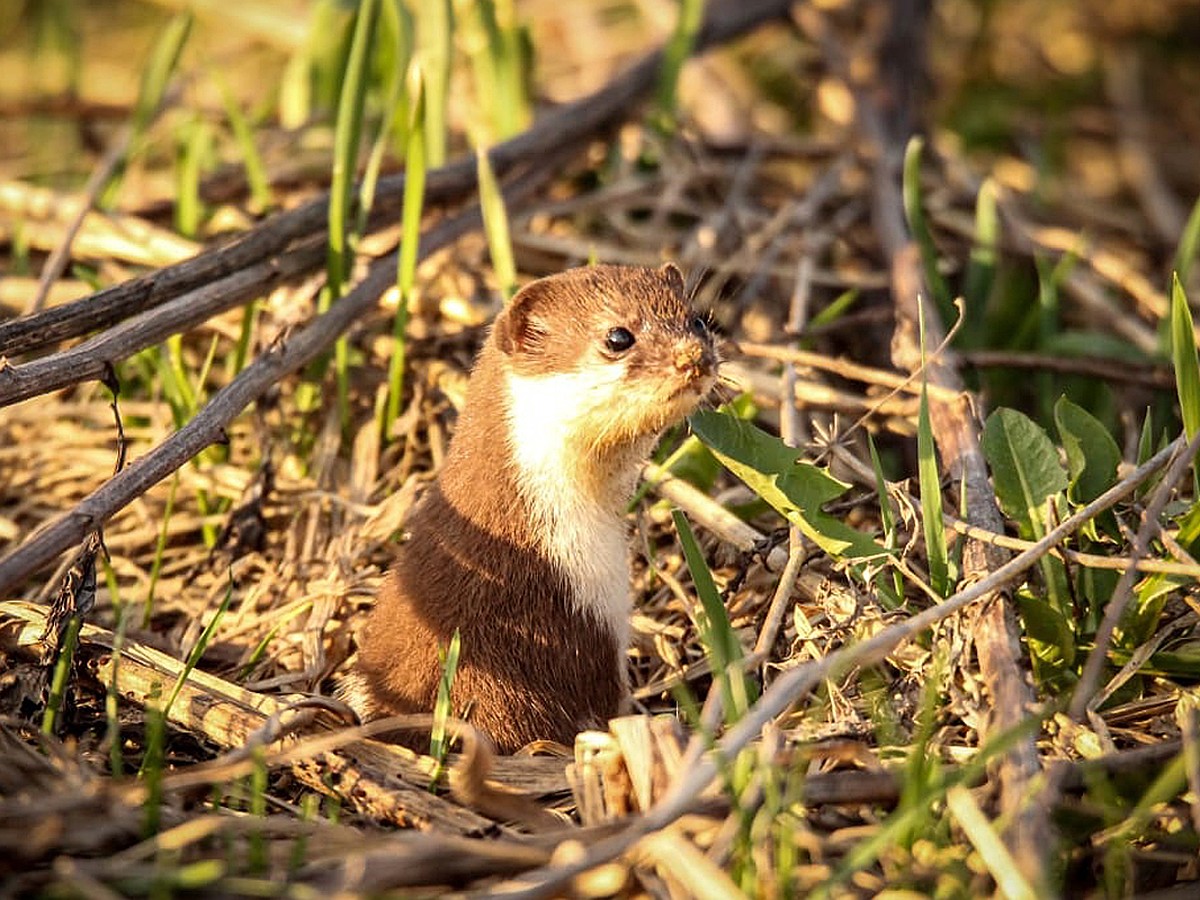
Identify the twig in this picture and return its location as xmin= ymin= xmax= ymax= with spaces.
xmin=750 ymin=547 xmax=808 ymax=663
xmin=737 ymin=341 xmax=964 ymax=401
xmin=959 ymin=349 xmax=1173 ymax=390
xmin=946 ymin=516 xmax=1200 ymax=578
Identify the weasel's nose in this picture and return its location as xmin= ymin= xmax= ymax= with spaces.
xmin=674 ymin=337 xmax=717 ymax=380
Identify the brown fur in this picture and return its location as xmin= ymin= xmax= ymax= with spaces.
xmin=345 ymin=264 xmax=716 ymax=754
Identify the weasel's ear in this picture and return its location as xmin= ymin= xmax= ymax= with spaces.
xmin=659 ymin=262 xmax=685 ymax=295
xmin=493 ymin=280 xmax=550 ymax=357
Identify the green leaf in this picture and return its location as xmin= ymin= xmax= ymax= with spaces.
xmin=1045 ymin=330 xmax=1155 ymax=364
xmin=981 ymin=408 xmax=1068 ymax=538
xmin=1014 ymin=588 xmax=1075 ymax=682
xmin=1054 ymin=396 xmax=1120 ymax=504
xmin=688 ymin=410 xmax=886 ymax=560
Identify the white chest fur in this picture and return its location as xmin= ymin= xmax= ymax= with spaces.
xmin=504 ymin=367 xmax=637 ymax=649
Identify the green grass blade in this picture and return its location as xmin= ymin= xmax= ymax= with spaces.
xmin=672 ymin=509 xmax=753 ymax=722
xmin=1174 ymin=193 xmax=1200 ymax=287
xmin=428 ymin=628 xmax=461 ymax=779
xmin=216 ymin=76 xmax=271 ymax=215
xmin=917 ymin=377 xmax=949 ymax=597
xmin=358 ymin=0 xmax=412 ymax=235
xmin=416 ymin=0 xmax=452 ymax=167
xmin=141 ymin=685 xmax=166 ymax=835
xmin=174 ymin=114 xmax=210 ymax=238
xmin=462 ymin=0 xmax=529 ymax=142
xmin=385 ymin=60 xmax=428 ymax=440
xmin=326 ymin=0 xmax=380 ymax=302
xmin=162 ymin=575 xmax=235 ymax=720
xmin=248 ymin=747 xmax=268 ymax=872
xmin=231 ymin=299 xmax=258 ymax=379
xmin=1137 ymin=407 xmax=1155 ymax=466
xmin=962 ymin=176 xmax=998 ymax=348
xmin=902 ymin=137 xmax=954 ymax=326
xmin=1171 ymin=273 xmax=1200 ymax=439
xmin=41 ymin=613 xmax=83 ymax=736
xmin=132 ymin=12 xmax=193 ymax=136
xmin=654 ymin=0 xmax=703 ymax=132
xmin=868 ymin=433 xmax=905 ymax=608
xmin=98 ymin=11 xmax=190 ymax=210
xmin=161 ymin=336 xmax=195 ymax=428
xmin=144 ymin=472 xmax=179 ymax=626
xmin=106 ymin=603 xmax=129 ymax=777
xmin=916 ymin=299 xmax=950 ymax=598
xmin=475 ymin=139 xmax=516 ymax=300
xmin=808 ymin=287 xmax=859 ymax=331
xmin=489 ymin=0 xmax=530 ymax=138
xmin=322 ymin=0 xmax=379 ymax=432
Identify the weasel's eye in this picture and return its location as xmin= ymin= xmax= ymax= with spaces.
xmin=690 ymin=315 xmax=708 ymax=336
xmin=604 ymin=326 xmax=636 ymax=353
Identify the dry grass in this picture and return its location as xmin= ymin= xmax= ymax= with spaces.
xmin=2 ymin=0 xmax=1200 ymax=896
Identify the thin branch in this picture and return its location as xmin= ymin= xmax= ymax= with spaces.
xmin=959 ymin=349 xmax=1173 ymax=390
xmin=1068 ymin=428 xmax=1200 ymax=720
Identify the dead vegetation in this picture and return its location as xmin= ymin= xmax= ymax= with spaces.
xmin=2 ymin=0 xmax=1200 ymax=896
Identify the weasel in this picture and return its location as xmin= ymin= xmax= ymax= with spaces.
xmin=341 ymin=263 xmax=717 ymax=754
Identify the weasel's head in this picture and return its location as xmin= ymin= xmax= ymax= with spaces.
xmin=493 ymin=264 xmax=718 ymax=489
